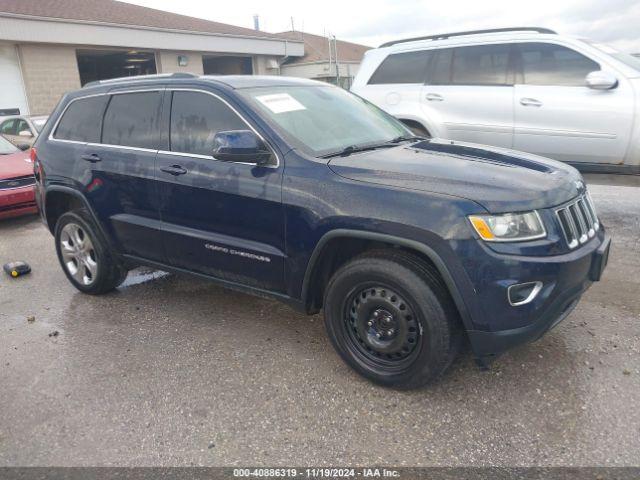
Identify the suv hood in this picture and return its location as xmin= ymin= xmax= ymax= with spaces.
xmin=0 ymin=151 xmax=34 ymax=180
xmin=328 ymin=139 xmax=583 ymax=213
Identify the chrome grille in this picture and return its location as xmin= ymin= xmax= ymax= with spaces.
xmin=0 ymin=175 xmax=35 ymax=190
xmin=556 ymin=193 xmax=599 ymax=249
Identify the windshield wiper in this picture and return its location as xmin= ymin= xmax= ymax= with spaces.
xmin=321 ymin=136 xmax=427 ymax=159
xmin=389 ymin=135 xmax=426 ymax=144
xmin=321 ymin=143 xmax=396 ymax=159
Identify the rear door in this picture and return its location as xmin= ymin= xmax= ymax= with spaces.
xmin=513 ymin=42 xmax=634 ymax=165
xmin=421 ymin=43 xmax=515 ymax=148
xmin=360 ymin=50 xmax=432 ymax=131
xmin=84 ymin=89 xmax=165 ymax=261
xmin=13 ymin=118 xmax=35 ymax=146
xmin=156 ymin=88 xmax=285 ymax=292
xmin=0 ymin=118 xmax=18 ymax=144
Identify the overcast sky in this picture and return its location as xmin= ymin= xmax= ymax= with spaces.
xmin=122 ymin=0 xmax=640 ymax=52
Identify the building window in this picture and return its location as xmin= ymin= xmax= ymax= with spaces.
xmin=76 ymin=49 xmax=157 ymax=86
xmin=202 ymin=56 xmax=253 ymax=75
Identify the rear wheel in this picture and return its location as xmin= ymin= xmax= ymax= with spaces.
xmin=323 ymin=250 xmax=461 ymax=389
xmin=55 ymin=210 xmax=127 ymax=294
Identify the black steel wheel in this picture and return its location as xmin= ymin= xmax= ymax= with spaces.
xmin=344 ymin=285 xmax=421 ymax=370
xmin=324 ymin=250 xmax=462 ymax=389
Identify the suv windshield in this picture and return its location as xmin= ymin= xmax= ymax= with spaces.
xmin=0 ymin=135 xmax=19 ymax=155
xmin=239 ymin=85 xmax=411 ymax=157
xmin=585 ymin=40 xmax=640 ymax=72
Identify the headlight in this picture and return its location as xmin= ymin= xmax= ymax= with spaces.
xmin=468 ymin=211 xmax=546 ymax=242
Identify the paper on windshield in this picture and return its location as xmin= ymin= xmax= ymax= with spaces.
xmin=256 ymin=93 xmax=306 ymax=114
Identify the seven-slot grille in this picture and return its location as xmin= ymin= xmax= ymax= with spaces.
xmin=555 ymin=193 xmax=599 ymax=249
xmin=0 ymin=175 xmax=35 ymax=190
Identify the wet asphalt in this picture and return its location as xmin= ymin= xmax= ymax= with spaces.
xmin=0 ymin=174 xmax=638 ymax=467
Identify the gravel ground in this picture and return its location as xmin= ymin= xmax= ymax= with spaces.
xmin=0 ymin=174 xmax=638 ymax=467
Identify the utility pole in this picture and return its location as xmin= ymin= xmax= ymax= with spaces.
xmin=291 ymin=16 xmax=295 ymax=31
xmin=333 ymin=35 xmax=340 ymax=86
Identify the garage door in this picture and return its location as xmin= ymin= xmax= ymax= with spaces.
xmin=0 ymin=44 xmax=29 ymax=118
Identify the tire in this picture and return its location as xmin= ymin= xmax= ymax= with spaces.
xmin=54 ymin=210 xmax=128 ymax=294
xmin=323 ymin=250 xmax=462 ymax=389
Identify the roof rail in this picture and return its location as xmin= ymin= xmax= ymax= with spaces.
xmin=83 ymin=72 xmax=198 ymax=88
xmin=380 ymin=27 xmax=556 ymax=48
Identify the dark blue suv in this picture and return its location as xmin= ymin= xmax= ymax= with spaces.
xmin=33 ymin=73 xmax=610 ymax=388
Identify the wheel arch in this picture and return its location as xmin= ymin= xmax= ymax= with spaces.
xmin=301 ymin=229 xmax=473 ymax=332
xmin=397 ymin=118 xmax=431 ymax=137
xmin=44 ymin=186 xmax=90 ymax=232
xmin=394 ymin=113 xmax=438 ymax=138
xmin=43 ymin=186 xmax=114 ymax=252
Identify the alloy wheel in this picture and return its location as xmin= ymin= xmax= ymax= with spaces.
xmin=59 ymin=223 xmax=98 ymax=286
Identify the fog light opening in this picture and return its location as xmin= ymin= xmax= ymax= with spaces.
xmin=508 ymin=281 xmax=543 ymax=306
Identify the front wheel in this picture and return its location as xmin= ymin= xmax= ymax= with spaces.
xmin=323 ymin=251 xmax=462 ymax=389
xmin=54 ymin=210 xmax=127 ymax=294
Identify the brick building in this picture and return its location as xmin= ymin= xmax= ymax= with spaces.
xmin=0 ymin=0 xmax=303 ymax=116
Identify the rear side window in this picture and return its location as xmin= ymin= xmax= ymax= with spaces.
xmin=102 ymin=91 xmax=161 ymax=149
xmin=54 ymin=96 xmax=109 ymax=142
xmin=368 ymin=50 xmax=432 ymax=84
xmin=517 ymin=43 xmax=600 ymax=86
xmin=170 ymin=91 xmax=246 ymax=156
xmin=450 ymin=44 xmax=511 ymax=85
xmin=0 ymin=119 xmax=16 ymax=135
xmin=15 ymin=119 xmax=29 ymax=134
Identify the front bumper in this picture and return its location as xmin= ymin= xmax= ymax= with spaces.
xmin=0 ymin=186 xmax=37 ymax=220
xmin=461 ymin=230 xmax=610 ymax=361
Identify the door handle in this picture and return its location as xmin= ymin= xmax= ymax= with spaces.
xmin=520 ymin=97 xmax=543 ymax=107
xmin=425 ymin=93 xmax=444 ymax=102
xmin=81 ymin=153 xmax=101 ymax=163
xmin=160 ymin=164 xmax=188 ymax=176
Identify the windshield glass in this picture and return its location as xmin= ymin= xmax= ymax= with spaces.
xmin=239 ymin=85 xmax=411 ymax=157
xmin=586 ymin=41 xmax=640 ymax=72
xmin=32 ymin=117 xmax=47 ymax=133
xmin=0 ymin=135 xmax=19 ymax=155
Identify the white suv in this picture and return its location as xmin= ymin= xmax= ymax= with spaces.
xmin=352 ymin=27 xmax=640 ymax=174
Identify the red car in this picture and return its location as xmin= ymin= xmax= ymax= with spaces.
xmin=0 ymin=135 xmax=37 ymax=220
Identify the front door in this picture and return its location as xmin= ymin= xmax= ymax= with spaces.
xmin=513 ymin=42 xmax=634 ymax=165
xmin=156 ymin=89 xmax=285 ymax=293
xmin=421 ymin=43 xmax=515 ymax=148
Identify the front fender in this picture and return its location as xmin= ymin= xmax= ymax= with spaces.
xmin=300 ymin=228 xmax=478 ymax=334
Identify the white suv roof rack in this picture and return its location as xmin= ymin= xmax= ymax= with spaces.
xmin=380 ymin=27 xmax=556 ymax=48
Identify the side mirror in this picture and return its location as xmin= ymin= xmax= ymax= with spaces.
xmin=16 ymin=143 xmax=30 ymax=151
xmin=212 ymin=130 xmax=273 ymax=165
xmin=585 ymin=71 xmax=618 ymax=90
xmin=18 ymin=130 xmax=33 ymax=138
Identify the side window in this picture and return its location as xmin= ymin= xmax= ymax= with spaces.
xmin=170 ymin=91 xmax=246 ymax=156
xmin=368 ymin=50 xmax=432 ymax=85
xmin=102 ymin=91 xmax=162 ymax=149
xmin=450 ymin=44 xmax=511 ymax=85
xmin=0 ymin=119 xmax=16 ymax=135
xmin=54 ymin=96 xmax=109 ymax=143
xmin=15 ymin=119 xmax=30 ymax=135
xmin=427 ymin=49 xmax=453 ymax=85
xmin=517 ymin=43 xmax=600 ymax=86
